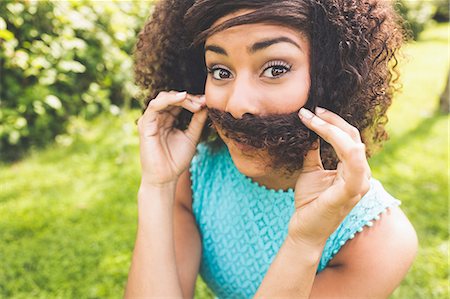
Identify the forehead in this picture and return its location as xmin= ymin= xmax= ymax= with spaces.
xmin=211 ymin=9 xmax=254 ymax=27
xmin=205 ymin=9 xmax=308 ymax=47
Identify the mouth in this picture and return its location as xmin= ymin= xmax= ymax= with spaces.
xmin=212 ymin=123 xmax=262 ymax=153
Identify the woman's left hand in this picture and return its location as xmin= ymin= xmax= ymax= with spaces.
xmin=288 ymin=107 xmax=371 ymax=248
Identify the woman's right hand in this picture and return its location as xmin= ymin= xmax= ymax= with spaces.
xmin=137 ymin=91 xmax=208 ymax=187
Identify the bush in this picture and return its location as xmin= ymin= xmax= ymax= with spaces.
xmin=432 ymin=0 xmax=450 ymax=22
xmin=395 ymin=0 xmax=449 ymax=40
xmin=0 ymin=0 xmax=151 ymax=161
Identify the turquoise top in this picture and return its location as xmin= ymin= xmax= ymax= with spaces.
xmin=190 ymin=143 xmax=401 ymax=298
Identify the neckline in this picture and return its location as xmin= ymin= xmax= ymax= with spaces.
xmin=242 ymin=174 xmax=295 ymax=194
xmin=221 ymin=145 xmax=295 ymax=195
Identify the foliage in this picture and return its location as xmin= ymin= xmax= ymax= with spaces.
xmin=432 ymin=0 xmax=450 ymax=22
xmin=0 ymin=0 xmax=151 ymax=161
xmin=0 ymin=15 xmax=448 ymax=299
xmin=1 ymin=0 xmax=446 ymax=160
xmin=395 ymin=0 xmax=449 ymax=40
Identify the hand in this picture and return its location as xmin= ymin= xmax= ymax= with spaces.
xmin=136 ymin=91 xmax=208 ymax=187
xmin=288 ymin=107 xmax=371 ymax=247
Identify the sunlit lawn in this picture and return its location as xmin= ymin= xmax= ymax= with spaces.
xmin=0 ymin=23 xmax=448 ymax=298
xmin=371 ymin=22 xmax=449 ymax=299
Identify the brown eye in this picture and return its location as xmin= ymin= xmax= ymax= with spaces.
xmin=262 ymin=66 xmax=289 ymax=78
xmin=207 ymin=67 xmax=233 ymax=80
xmin=218 ymin=69 xmax=230 ymax=79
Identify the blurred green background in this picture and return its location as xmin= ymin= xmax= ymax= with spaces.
xmin=0 ymin=1 xmax=448 ymax=298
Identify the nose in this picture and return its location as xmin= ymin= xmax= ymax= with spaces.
xmin=224 ymin=77 xmax=260 ymax=119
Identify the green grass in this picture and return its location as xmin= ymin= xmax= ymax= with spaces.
xmin=0 ymin=115 xmax=142 ymax=298
xmin=371 ymin=22 xmax=449 ymax=299
xmin=0 ymin=23 xmax=448 ymax=298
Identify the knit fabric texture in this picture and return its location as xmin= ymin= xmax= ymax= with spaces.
xmin=190 ymin=143 xmax=401 ymax=299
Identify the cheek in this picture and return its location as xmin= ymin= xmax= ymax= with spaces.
xmin=205 ymin=80 xmax=226 ymax=110
xmin=265 ymin=78 xmax=310 ymax=113
xmin=293 ymin=76 xmax=311 ymax=106
xmin=288 ymin=71 xmax=311 ymax=104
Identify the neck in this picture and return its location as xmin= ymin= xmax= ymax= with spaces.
xmin=250 ymin=168 xmax=301 ymax=191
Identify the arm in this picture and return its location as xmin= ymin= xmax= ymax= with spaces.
xmin=253 ymin=235 xmax=323 ymax=298
xmin=256 ymin=107 xmax=417 ymax=298
xmin=124 ymin=90 xmax=207 ymax=298
xmin=255 ymin=205 xmax=418 ymax=298
xmin=124 ymin=169 xmax=201 ymax=299
xmin=124 ymin=182 xmax=184 ymax=298
xmin=173 ymin=169 xmax=202 ymax=299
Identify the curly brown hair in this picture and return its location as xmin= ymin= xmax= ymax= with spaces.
xmin=134 ymin=0 xmax=406 ymax=170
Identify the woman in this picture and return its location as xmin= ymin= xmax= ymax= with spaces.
xmin=125 ymin=0 xmax=418 ymax=298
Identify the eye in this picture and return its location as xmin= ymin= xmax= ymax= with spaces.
xmin=207 ymin=66 xmax=233 ymax=80
xmin=262 ymin=66 xmax=289 ymax=78
xmin=261 ymin=61 xmax=292 ymax=79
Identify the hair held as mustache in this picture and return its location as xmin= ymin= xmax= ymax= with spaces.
xmin=207 ymin=107 xmax=319 ymax=174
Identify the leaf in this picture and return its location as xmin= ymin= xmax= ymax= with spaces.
xmin=0 ymin=29 xmax=14 ymax=41
xmin=58 ymin=60 xmax=86 ymax=73
xmin=45 ymin=95 xmax=63 ymax=110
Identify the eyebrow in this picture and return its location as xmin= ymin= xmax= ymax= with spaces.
xmin=204 ymin=36 xmax=303 ymax=56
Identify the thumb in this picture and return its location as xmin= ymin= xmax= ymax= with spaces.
xmin=302 ymin=139 xmax=324 ymax=171
xmin=184 ymin=108 xmax=208 ymax=143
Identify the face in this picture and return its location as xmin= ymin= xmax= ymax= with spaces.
xmin=204 ymin=10 xmax=312 ymax=178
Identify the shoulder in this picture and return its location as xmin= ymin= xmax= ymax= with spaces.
xmin=331 ymin=204 xmax=418 ymax=267
xmin=329 ymin=179 xmax=418 ymax=271
xmin=312 ymin=205 xmax=418 ymax=298
xmin=328 ymin=205 xmax=418 ymax=296
xmin=319 ymin=179 xmax=404 ymax=270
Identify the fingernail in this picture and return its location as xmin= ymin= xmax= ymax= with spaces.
xmin=175 ymin=91 xmax=187 ymax=100
xmin=299 ymin=108 xmax=314 ymax=119
xmin=315 ymin=107 xmax=326 ymax=114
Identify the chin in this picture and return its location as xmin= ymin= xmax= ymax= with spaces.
xmin=215 ymin=127 xmax=270 ymax=177
xmin=226 ymin=143 xmax=268 ymax=178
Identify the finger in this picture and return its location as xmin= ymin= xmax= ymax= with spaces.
xmin=139 ymin=104 xmax=179 ymax=132
xmin=148 ymin=91 xmax=206 ymax=113
xmin=148 ymin=91 xmax=187 ymax=111
xmin=138 ymin=91 xmax=204 ymax=136
xmin=184 ymin=108 xmax=209 ymax=144
xmin=167 ymin=90 xmax=206 ymax=104
xmin=294 ymin=169 xmax=336 ymax=208
xmin=315 ymin=107 xmax=362 ymax=143
xmin=186 ymin=93 xmax=207 ymax=105
xmin=142 ymin=92 xmax=205 ymax=130
xmin=336 ymin=159 xmax=371 ymax=181
xmin=336 ymin=161 xmax=344 ymax=178
xmin=322 ymin=170 xmax=370 ymax=210
xmin=168 ymin=91 xmax=207 ymax=107
xmin=302 ymin=140 xmax=324 ymax=171
xmin=299 ymin=108 xmax=370 ymax=196
xmin=320 ymin=162 xmax=369 ymax=213
xmin=299 ymin=108 xmax=357 ymax=161
xmin=160 ymin=106 xmax=183 ymax=130
xmin=160 ymin=99 xmax=206 ymax=131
